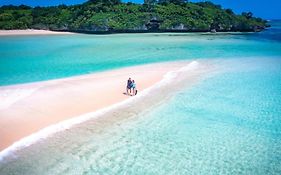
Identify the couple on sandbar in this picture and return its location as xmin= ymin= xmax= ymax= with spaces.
xmin=126 ymin=78 xmax=137 ymax=96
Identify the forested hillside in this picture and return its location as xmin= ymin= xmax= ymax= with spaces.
xmin=0 ymin=0 xmax=268 ymax=32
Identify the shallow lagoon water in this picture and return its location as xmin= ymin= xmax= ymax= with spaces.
xmin=0 ymin=58 xmax=280 ymax=175
xmin=0 ymin=22 xmax=281 ymax=85
xmin=0 ymin=21 xmax=281 ymax=174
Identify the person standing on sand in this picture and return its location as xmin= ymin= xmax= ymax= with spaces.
xmin=131 ymin=80 xmax=137 ymax=96
xmin=127 ymin=78 xmax=132 ymax=95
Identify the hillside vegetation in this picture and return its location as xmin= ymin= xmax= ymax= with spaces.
xmin=0 ymin=0 xmax=268 ymax=32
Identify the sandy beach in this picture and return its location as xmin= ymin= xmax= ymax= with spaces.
xmin=0 ymin=30 xmax=73 ymax=36
xmin=0 ymin=62 xmax=189 ymax=151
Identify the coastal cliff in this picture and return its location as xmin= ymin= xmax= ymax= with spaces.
xmin=0 ymin=0 xmax=268 ymax=33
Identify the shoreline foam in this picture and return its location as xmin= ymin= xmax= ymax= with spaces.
xmin=0 ymin=61 xmax=191 ymax=158
xmin=0 ymin=60 xmax=214 ymax=161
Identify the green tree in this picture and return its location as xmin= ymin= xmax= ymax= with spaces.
xmin=242 ymin=12 xmax=253 ymax=19
xmin=0 ymin=0 xmax=267 ymax=32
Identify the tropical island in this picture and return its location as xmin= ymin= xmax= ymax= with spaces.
xmin=0 ymin=0 xmax=269 ymax=33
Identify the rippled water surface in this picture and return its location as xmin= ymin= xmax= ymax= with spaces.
xmin=0 ymin=21 xmax=281 ymax=175
xmin=1 ymin=57 xmax=280 ymax=175
xmin=0 ymin=21 xmax=281 ymax=85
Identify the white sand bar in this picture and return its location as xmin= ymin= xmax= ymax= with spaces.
xmin=0 ymin=30 xmax=73 ymax=36
xmin=0 ymin=62 xmax=190 ymax=151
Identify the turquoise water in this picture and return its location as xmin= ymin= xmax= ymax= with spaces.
xmin=0 ymin=22 xmax=281 ymax=85
xmin=0 ymin=58 xmax=280 ymax=175
xmin=0 ymin=21 xmax=281 ymax=174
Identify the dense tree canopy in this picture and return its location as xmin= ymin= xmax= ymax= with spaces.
xmin=0 ymin=0 xmax=268 ymax=32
